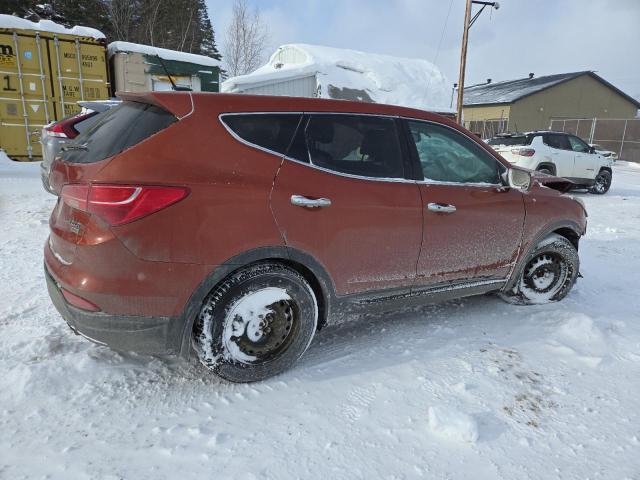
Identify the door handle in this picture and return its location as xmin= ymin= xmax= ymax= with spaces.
xmin=290 ymin=195 xmax=332 ymax=208
xmin=427 ymin=203 xmax=456 ymax=213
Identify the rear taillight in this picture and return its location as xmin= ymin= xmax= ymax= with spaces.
xmin=61 ymin=184 xmax=189 ymax=226
xmin=46 ymin=112 xmax=94 ymax=139
xmin=511 ymin=147 xmax=536 ymax=157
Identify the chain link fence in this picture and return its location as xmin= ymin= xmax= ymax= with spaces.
xmin=549 ymin=118 xmax=640 ymax=162
xmin=466 ymin=118 xmax=509 ymax=139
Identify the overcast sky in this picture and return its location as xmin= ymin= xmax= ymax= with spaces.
xmin=206 ymin=0 xmax=640 ymax=99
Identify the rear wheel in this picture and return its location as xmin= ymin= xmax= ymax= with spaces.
xmin=193 ymin=263 xmax=318 ymax=382
xmin=590 ymin=170 xmax=611 ymax=194
xmin=500 ymin=234 xmax=579 ymax=305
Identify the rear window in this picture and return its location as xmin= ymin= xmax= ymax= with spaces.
xmin=487 ymin=135 xmax=532 ymax=146
xmin=221 ymin=114 xmax=302 ymax=156
xmin=62 ymin=101 xmax=176 ymax=163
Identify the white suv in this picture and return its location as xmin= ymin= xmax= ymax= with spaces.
xmin=488 ymin=132 xmax=614 ymax=194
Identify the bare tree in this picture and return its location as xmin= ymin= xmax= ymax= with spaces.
xmin=223 ymin=0 xmax=269 ymax=77
xmin=104 ymin=0 xmax=137 ymax=42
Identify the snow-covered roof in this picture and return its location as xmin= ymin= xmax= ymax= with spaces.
xmin=108 ymin=41 xmax=222 ymax=68
xmin=0 ymin=14 xmax=105 ymax=39
xmin=464 ymin=71 xmax=640 ymax=108
xmin=222 ymin=44 xmax=452 ymax=112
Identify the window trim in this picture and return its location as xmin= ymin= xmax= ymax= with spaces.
xmin=219 ymin=112 xmax=305 ymax=160
xmin=401 ymin=118 xmax=506 ymax=187
xmin=220 ymin=111 xmax=417 ymax=184
xmin=219 ymin=112 xmax=507 ymax=186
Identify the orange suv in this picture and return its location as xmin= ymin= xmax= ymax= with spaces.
xmin=45 ymin=92 xmax=587 ymax=382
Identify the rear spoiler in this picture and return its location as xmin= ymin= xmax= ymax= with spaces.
xmin=115 ymin=91 xmax=194 ymax=119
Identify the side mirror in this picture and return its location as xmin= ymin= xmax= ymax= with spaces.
xmin=589 ymin=146 xmax=596 ymax=154
xmin=507 ymin=168 xmax=532 ymax=191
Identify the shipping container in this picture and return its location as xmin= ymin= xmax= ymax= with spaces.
xmin=108 ymin=41 xmax=221 ymax=95
xmin=0 ymin=17 xmax=110 ymax=161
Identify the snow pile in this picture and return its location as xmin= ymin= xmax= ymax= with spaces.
xmin=0 ymin=14 xmax=105 ymax=39
xmin=428 ymin=406 xmax=479 ymax=443
xmin=2 ymin=155 xmax=640 ymax=478
xmin=547 ymin=314 xmax=609 ymax=367
xmin=108 ymin=41 xmax=222 ymax=68
xmin=222 ymin=44 xmax=452 ymax=112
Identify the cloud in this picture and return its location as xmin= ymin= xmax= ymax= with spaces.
xmin=206 ymin=0 xmax=640 ymax=98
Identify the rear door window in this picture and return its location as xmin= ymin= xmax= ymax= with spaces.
xmin=407 ymin=120 xmax=502 ymax=184
xmin=304 ymin=114 xmax=405 ymax=179
xmin=544 ymin=134 xmax=571 ymax=150
xmin=62 ymin=101 xmax=176 ymax=163
xmin=221 ymin=114 xmax=302 ymax=156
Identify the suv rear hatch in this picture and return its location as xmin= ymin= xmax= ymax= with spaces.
xmin=48 ymin=94 xmax=185 ymax=263
xmin=487 ymin=134 xmax=534 ymax=164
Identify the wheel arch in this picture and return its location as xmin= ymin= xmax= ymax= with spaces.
xmin=176 ymin=246 xmax=335 ymax=357
xmin=505 ymin=220 xmax=583 ymax=291
xmin=599 ymin=166 xmax=612 ymax=175
xmin=536 ymin=162 xmax=557 ymax=175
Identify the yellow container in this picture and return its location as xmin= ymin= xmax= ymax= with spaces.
xmin=0 ymin=26 xmax=110 ymax=160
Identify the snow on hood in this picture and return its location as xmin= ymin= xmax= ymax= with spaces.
xmin=222 ymin=43 xmax=452 ymax=112
xmin=107 ymin=41 xmax=222 ymax=68
xmin=0 ymin=14 xmax=105 ymax=39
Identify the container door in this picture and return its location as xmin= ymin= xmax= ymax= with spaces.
xmin=48 ymin=34 xmax=110 ymax=120
xmin=0 ymin=32 xmax=53 ymax=160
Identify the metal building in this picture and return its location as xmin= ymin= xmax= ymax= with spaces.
xmin=463 ymin=71 xmax=640 ymax=137
xmin=222 ymin=44 xmax=453 ymax=113
xmin=108 ymin=42 xmax=221 ymax=94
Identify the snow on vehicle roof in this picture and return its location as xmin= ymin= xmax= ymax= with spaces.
xmin=0 ymin=14 xmax=105 ymax=39
xmin=107 ymin=41 xmax=222 ymax=68
xmin=222 ymin=44 xmax=452 ymax=112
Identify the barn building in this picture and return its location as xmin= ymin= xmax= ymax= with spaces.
xmin=463 ymin=71 xmax=640 ymax=136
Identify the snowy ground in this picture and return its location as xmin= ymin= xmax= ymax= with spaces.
xmin=1 ymin=152 xmax=639 ymax=480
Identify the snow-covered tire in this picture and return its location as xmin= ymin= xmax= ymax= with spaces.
xmin=589 ymin=170 xmax=611 ymax=195
xmin=192 ymin=262 xmax=318 ymax=383
xmin=499 ymin=234 xmax=579 ymax=305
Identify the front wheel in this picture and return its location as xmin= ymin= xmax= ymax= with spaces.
xmin=590 ymin=170 xmax=612 ymax=194
xmin=499 ymin=234 xmax=579 ymax=305
xmin=193 ymin=263 xmax=318 ymax=382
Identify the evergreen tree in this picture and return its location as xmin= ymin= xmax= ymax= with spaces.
xmin=2 ymin=0 xmax=222 ymax=61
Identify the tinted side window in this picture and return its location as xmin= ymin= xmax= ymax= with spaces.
xmin=544 ymin=134 xmax=571 ymax=150
xmin=222 ymin=114 xmax=302 ymax=156
xmin=63 ymin=102 xmax=176 ymax=164
xmin=305 ymin=115 xmax=404 ymax=179
xmin=407 ymin=120 xmax=501 ymax=184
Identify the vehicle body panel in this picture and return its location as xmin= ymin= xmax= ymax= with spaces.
xmin=43 ymin=92 xmax=588 ymax=357
xmin=271 ymin=158 xmax=423 ymax=295
xmin=416 ymin=183 xmax=525 ymax=284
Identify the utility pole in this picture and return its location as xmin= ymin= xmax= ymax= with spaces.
xmin=456 ymin=0 xmax=500 ymax=125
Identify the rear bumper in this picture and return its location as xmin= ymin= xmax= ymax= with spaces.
xmin=45 ymin=264 xmax=181 ymax=354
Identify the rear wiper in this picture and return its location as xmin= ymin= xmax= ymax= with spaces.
xmin=62 ymin=143 xmax=88 ymax=152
